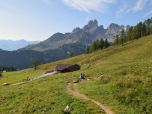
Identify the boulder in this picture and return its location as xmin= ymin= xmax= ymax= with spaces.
xmin=1 ymin=83 xmax=10 ymax=86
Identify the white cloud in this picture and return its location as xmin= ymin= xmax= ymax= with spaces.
xmin=42 ymin=0 xmax=52 ymax=5
xmin=116 ymin=4 xmax=128 ymax=18
xmin=127 ymin=0 xmax=147 ymax=13
xmin=86 ymin=16 xmax=90 ymax=21
xmin=62 ymin=0 xmax=116 ymax=13
xmin=144 ymin=10 xmax=152 ymax=17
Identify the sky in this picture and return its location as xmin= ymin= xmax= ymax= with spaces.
xmin=0 ymin=0 xmax=152 ymax=41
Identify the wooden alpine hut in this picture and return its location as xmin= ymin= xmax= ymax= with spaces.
xmin=55 ymin=64 xmax=80 ymax=73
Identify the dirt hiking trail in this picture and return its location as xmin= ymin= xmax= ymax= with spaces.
xmin=67 ymin=83 xmax=114 ymax=114
xmin=12 ymin=72 xmax=56 ymax=86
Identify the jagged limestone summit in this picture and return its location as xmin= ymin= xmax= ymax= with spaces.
xmin=23 ymin=20 xmax=130 ymax=51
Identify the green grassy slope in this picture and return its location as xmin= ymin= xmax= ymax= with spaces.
xmin=0 ymin=74 xmax=105 ymax=114
xmin=1 ymin=34 xmax=152 ymax=113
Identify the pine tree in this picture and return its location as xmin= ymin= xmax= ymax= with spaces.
xmin=95 ymin=39 xmax=99 ymax=49
xmin=0 ymin=65 xmax=3 ymax=77
xmin=31 ymin=58 xmax=40 ymax=70
xmin=90 ymin=41 xmax=97 ymax=52
xmin=98 ymin=38 xmax=104 ymax=49
xmin=85 ymin=46 xmax=89 ymax=54
xmin=146 ymin=18 xmax=151 ymax=35
xmin=68 ymin=51 xmax=73 ymax=57
xmin=104 ymin=38 xmax=109 ymax=48
xmin=126 ymin=26 xmax=133 ymax=41
xmin=142 ymin=22 xmax=146 ymax=37
xmin=94 ymin=41 xmax=98 ymax=50
xmin=114 ymin=34 xmax=119 ymax=45
xmin=150 ymin=17 xmax=152 ymax=34
xmin=120 ymin=29 xmax=125 ymax=46
xmin=108 ymin=42 xmax=111 ymax=46
xmin=136 ymin=22 xmax=142 ymax=39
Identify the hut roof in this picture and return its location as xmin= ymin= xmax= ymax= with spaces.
xmin=55 ymin=64 xmax=80 ymax=72
xmin=67 ymin=64 xmax=80 ymax=72
xmin=55 ymin=64 xmax=73 ymax=71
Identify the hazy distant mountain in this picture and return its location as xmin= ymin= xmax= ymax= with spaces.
xmin=0 ymin=48 xmax=4 ymax=51
xmin=0 ymin=43 xmax=85 ymax=69
xmin=0 ymin=39 xmax=40 ymax=51
xmin=22 ymin=19 xmax=130 ymax=51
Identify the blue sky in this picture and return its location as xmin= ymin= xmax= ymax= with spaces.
xmin=0 ymin=0 xmax=152 ymax=41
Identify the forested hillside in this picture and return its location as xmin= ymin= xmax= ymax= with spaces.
xmin=0 ymin=43 xmax=85 ymax=69
xmin=113 ymin=17 xmax=152 ymax=45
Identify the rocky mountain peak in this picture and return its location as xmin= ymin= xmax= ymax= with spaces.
xmin=22 ymin=19 xmax=130 ymax=51
xmin=83 ymin=19 xmax=98 ymax=32
xmin=87 ymin=19 xmax=98 ymax=27
xmin=52 ymin=32 xmax=63 ymax=36
xmin=107 ymin=23 xmax=120 ymax=30
xmin=72 ymin=27 xmax=81 ymax=33
xmin=122 ymin=25 xmax=130 ymax=32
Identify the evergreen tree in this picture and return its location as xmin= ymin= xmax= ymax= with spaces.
xmin=31 ymin=58 xmax=40 ymax=70
xmin=120 ymin=29 xmax=125 ymax=46
xmin=0 ymin=65 xmax=2 ymax=77
xmin=98 ymin=38 xmax=104 ymax=49
xmin=90 ymin=41 xmax=97 ymax=52
xmin=132 ymin=26 xmax=137 ymax=40
xmin=136 ymin=22 xmax=142 ymax=39
xmin=0 ymin=66 xmax=16 ymax=72
xmin=146 ymin=18 xmax=151 ymax=35
xmin=95 ymin=39 xmax=99 ymax=49
xmin=114 ymin=34 xmax=119 ymax=45
xmin=85 ymin=46 xmax=89 ymax=54
xmin=126 ymin=26 xmax=133 ymax=41
xmin=104 ymin=38 xmax=109 ymax=48
xmin=150 ymin=17 xmax=152 ymax=34
xmin=108 ymin=42 xmax=111 ymax=46
xmin=141 ymin=22 xmax=146 ymax=37
xmin=68 ymin=51 xmax=73 ymax=57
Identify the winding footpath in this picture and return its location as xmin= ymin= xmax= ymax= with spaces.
xmin=67 ymin=83 xmax=114 ymax=114
xmin=12 ymin=72 xmax=56 ymax=85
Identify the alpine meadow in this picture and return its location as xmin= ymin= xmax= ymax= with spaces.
xmin=1 ymin=0 xmax=152 ymax=113
xmin=0 ymin=32 xmax=152 ymax=113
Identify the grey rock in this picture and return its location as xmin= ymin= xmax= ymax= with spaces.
xmin=83 ymin=19 xmax=98 ymax=32
xmin=22 ymin=20 xmax=130 ymax=51
xmin=72 ymin=27 xmax=82 ymax=33
xmin=1 ymin=83 xmax=10 ymax=86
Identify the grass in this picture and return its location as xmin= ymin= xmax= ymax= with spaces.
xmin=1 ymin=34 xmax=152 ymax=113
xmin=0 ymin=74 xmax=105 ymax=114
xmin=0 ymin=70 xmax=45 ymax=85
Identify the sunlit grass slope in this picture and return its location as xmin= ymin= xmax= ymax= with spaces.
xmin=0 ymin=70 xmax=44 ymax=85
xmin=0 ymin=74 xmax=105 ymax=114
xmin=1 ymin=34 xmax=152 ymax=113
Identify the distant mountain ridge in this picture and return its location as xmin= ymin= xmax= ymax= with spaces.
xmin=22 ymin=19 xmax=130 ymax=51
xmin=0 ymin=43 xmax=85 ymax=69
xmin=0 ymin=39 xmax=40 ymax=51
xmin=0 ymin=48 xmax=4 ymax=51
